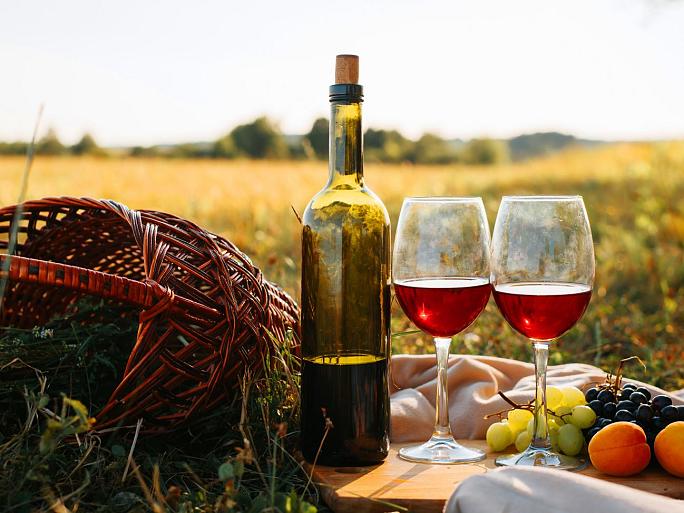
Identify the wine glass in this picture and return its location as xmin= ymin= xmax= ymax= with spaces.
xmin=490 ymin=196 xmax=594 ymax=470
xmin=393 ymin=197 xmax=491 ymax=464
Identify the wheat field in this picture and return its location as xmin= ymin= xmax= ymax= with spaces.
xmin=1 ymin=141 xmax=683 ymax=388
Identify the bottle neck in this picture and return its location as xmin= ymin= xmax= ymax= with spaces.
xmin=328 ymin=101 xmax=364 ymax=188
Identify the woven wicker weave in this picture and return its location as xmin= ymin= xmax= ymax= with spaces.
xmin=0 ymin=197 xmax=300 ymax=432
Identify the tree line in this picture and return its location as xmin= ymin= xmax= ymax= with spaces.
xmin=0 ymin=117 xmax=510 ymax=165
xmin=0 ymin=129 xmax=106 ymax=157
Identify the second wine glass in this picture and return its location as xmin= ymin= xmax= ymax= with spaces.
xmin=490 ymin=195 xmax=595 ymax=470
xmin=393 ymin=197 xmax=491 ymax=464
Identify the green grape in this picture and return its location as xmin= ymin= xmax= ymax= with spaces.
xmin=486 ymin=421 xmax=513 ymax=452
xmin=547 ymin=386 xmax=564 ymax=410
xmin=515 ymin=430 xmax=532 ymax=453
xmin=548 ymin=415 xmax=560 ymax=426
xmin=550 ymin=430 xmax=560 ymax=453
xmin=569 ymin=405 xmax=597 ymax=429
xmin=526 ymin=413 xmax=562 ymax=440
xmin=509 ymin=424 xmax=526 ymax=441
xmin=507 ymin=409 xmax=533 ymax=431
xmin=548 ymin=411 xmax=565 ymax=425
xmin=554 ymin=405 xmax=572 ymax=423
xmin=558 ymin=424 xmax=584 ymax=456
xmin=561 ymin=386 xmax=586 ymax=407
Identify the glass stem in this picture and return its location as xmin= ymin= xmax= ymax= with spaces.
xmin=530 ymin=341 xmax=551 ymax=450
xmin=433 ymin=337 xmax=453 ymax=439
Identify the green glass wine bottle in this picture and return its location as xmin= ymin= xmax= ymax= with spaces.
xmin=300 ymin=55 xmax=391 ymax=466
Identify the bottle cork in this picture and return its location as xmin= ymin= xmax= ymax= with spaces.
xmin=335 ymin=55 xmax=359 ymax=84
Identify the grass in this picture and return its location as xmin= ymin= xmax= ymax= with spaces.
xmin=0 ymin=142 xmax=682 ymax=511
xmin=0 ymin=301 xmax=316 ymax=513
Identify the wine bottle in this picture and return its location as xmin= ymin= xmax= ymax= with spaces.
xmin=300 ymin=55 xmax=391 ymax=466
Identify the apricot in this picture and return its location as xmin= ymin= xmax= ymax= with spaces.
xmin=588 ymin=422 xmax=651 ymax=476
xmin=655 ymin=421 xmax=684 ymax=478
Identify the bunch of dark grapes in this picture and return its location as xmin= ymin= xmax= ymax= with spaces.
xmin=584 ymin=383 xmax=684 ymax=457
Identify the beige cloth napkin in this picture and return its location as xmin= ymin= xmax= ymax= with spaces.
xmin=445 ymin=466 xmax=684 ymax=513
xmin=390 ymin=354 xmax=684 ymax=441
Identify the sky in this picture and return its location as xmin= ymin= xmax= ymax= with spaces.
xmin=1 ymin=0 xmax=684 ymax=146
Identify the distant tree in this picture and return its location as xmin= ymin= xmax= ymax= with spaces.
xmin=460 ymin=138 xmax=509 ymax=165
xmin=286 ymin=137 xmax=310 ymax=160
xmin=71 ymin=133 xmax=103 ymax=156
xmin=298 ymin=138 xmax=316 ymax=160
xmin=508 ymin=132 xmax=586 ymax=161
xmin=0 ymin=141 xmax=29 ymax=155
xmin=38 ymin=128 xmax=66 ymax=155
xmin=230 ymin=117 xmax=289 ymax=159
xmin=168 ymin=143 xmax=211 ymax=158
xmin=412 ymin=133 xmax=458 ymax=164
xmin=304 ymin=118 xmax=328 ymax=159
xmin=363 ymin=128 xmax=384 ymax=149
xmin=213 ymin=134 xmax=237 ymax=158
xmin=130 ymin=145 xmax=162 ymax=157
xmin=364 ymin=128 xmax=413 ymax=163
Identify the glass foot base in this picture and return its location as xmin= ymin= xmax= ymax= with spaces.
xmin=495 ymin=446 xmax=587 ymax=470
xmin=398 ymin=436 xmax=486 ymax=464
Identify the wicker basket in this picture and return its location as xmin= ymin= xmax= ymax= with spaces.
xmin=0 ymin=197 xmax=300 ymax=432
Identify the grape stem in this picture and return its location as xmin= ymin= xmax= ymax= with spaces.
xmin=610 ymin=356 xmax=646 ymax=395
xmin=484 ymin=390 xmax=572 ymax=420
xmin=498 ymin=391 xmax=521 ymax=409
xmin=588 ymin=356 xmax=647 ymax=396
xmin=483 ymin=391 xmax=534 ymax=419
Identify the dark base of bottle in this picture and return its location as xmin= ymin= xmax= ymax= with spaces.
xmin=300 ymin=356 xmax=390 ymax=467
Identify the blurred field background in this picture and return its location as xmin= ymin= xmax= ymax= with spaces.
xmin=2 ymin=141 xmax=682 ymax=390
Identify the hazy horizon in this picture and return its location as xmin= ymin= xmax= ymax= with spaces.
xmin=2 ymin=0 xmax=684 ymax=146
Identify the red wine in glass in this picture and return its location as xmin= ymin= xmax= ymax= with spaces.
xmin=492 ymin=282 xmax=592 ymax=340
xmin=394 ymin=277 xmax=491 ymax=337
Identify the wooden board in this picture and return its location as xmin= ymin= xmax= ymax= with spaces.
xmin=307 ymin=441 xmax=684 ymax=513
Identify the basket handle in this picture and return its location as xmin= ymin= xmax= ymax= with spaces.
xmin=0 ymin=254 xmax=223 ymax=321
xmin=0 ymin=254 xmax=156 ymax=308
